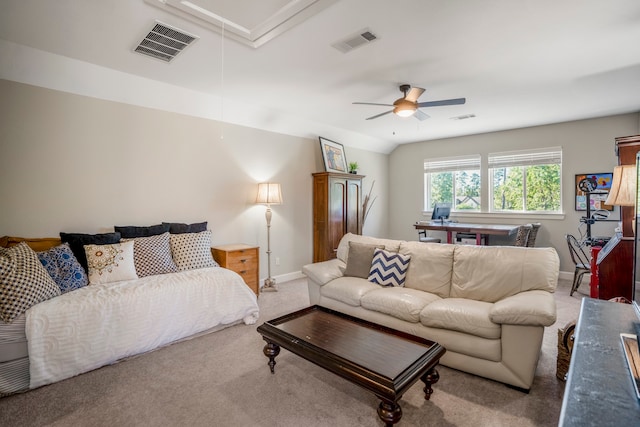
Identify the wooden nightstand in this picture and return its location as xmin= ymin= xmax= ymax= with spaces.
xmin=211 ymin=244 xmax=260 ymax=296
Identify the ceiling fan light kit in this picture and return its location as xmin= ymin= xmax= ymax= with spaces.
xmin=354 ymin=84 xmax=466 ymax=121
xmin=393 ymin=99 xmax=417 ymax=117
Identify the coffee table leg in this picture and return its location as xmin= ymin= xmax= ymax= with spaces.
xmin=263 ymin=341 xmax=280 ymax=374
xmin=421 ymin=367 xmax=440 ymax=400
xmin=377 ymin=400 xmax=402 ymax=427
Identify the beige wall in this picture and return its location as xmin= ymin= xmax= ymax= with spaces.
xmin=389 ymin=114 xmax=640 ymax=273
xmin=0 ymin=79 xmax=390 ymax=280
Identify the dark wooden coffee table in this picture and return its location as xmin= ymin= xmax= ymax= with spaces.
xmin=257 ymin=305 xmax=446 ymax=426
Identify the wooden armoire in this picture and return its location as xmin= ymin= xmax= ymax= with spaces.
xmin=595 ymin=135 xmax=640 ymax=300
xmin=312 ymin=172 xmax=364 ymax=262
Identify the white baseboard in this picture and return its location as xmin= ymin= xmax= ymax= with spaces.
xmin=559 ymin=270 xmax=591 ymax=284
xmin=260 ymin=271 xmax=305 ymax=288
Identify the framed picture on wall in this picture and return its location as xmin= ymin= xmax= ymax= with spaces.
xmin=319 ymin=137 xmax=348 ymax=173
xmin=575 ymin=172 xmax=614 ymax=212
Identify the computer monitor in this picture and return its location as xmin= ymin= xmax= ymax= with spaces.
xmin=431 ymin=203 xmax=451 ymax=222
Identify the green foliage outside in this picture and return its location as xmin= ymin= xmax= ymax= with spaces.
xmin=429 ymin=164 xmax=560 ymax=212
xmin=430 ymin=170 xmax=480 ymax=210
xmin=493 ymin=164 xmax=560 ymax=212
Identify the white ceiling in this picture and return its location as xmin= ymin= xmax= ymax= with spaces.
xmin=1 ymin=0 xmax=639 ymax=153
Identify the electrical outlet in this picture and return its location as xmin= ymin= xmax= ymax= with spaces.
xmin=275 ymin=257 xmax=280 ymax=266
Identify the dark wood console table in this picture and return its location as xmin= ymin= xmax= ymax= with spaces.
xmin=559 ymin=298 xmax=640 ymax=426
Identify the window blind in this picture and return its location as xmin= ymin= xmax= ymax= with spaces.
xmin=424 ymin=154 xmax=481 ymax=173
xmin=488 ymin=147 xmax=562 ymax=169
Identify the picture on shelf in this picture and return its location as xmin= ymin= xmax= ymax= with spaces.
xmin=319 ymin=137 xmax=348 ymax=173
xmin=575 ymin=172 xmax=614 ymax=211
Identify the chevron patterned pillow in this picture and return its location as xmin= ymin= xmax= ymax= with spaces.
xmin=368 ymin=248 xmax=411 ymax=287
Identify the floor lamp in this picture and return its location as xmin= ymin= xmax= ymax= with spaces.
xmin=256 ymin=183 xmax=283 ymax=292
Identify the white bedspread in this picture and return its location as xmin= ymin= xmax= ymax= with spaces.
xmin=25 ymin=267 xmax=259 ymax=388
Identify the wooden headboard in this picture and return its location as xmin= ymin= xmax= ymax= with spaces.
xmin=0 ymin=236 xmax=62 ymax=251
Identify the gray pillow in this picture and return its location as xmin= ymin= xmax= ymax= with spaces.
xmin=343 ymin=241 xmax=384 ymax=279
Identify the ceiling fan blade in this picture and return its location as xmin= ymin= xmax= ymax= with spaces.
xmin=365 ymin=110 xmax=393 ymax=120
xmin=417 ymin=98 xmax=466 ymax=108
xmin=405 ymin=87 xmax=425 ymax=102
xmin=414 ymin=109 xmax=430 ymax=121
xmin=353 ymin=102 xmax=394 ymax=107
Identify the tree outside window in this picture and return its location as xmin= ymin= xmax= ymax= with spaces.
xmin=425 ymin=155 xmax=481 ymax=211
xmin=489 ymin=148 xmax=562 ymax=213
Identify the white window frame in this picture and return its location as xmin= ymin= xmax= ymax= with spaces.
xmin=424 ymin=154 xmax=482 ymax=212
xmin=488 ymin=147 xmax=563 ymax=214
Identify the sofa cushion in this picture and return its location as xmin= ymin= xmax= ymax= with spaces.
xmin=121 ymin=232 xmax=178 ymax=278
xmin=336 ymin=233 xmax=402 ymax=264
xmin=368 ymin=248 xmax=411 ymax=287
xmin=399 ymin=241 xmax=454 ymax=298
xmin=321 ymin=277 xmax=379 ymax=307
xmin=0 ymin=243 xmax=61 ymax=323
xmin=169 ymin=230 xmax=218 ymax=271
xmin=361 ymin=287 xmax=441 ymax=323
xmin=490 ymin=290 xmax=557 ymax=326
xmin=60 ymin=232 xmax=122 ymax=273
xmin=114 ymin=223 xmax=170 ymax=238
xmin=420 ymin=298 xmax=501 ymax=339
xmin=85 ymin=241 xmax=139 ymax=285
xmin=450 ymin=245 xmax=559 ymax=303
xmin=37 ymin=243 xmax=88 ymax=293
xmin=163 ymin=221 xmax=208 ymax=234
xmin=343 ymin=242 xmax=383 ymax=279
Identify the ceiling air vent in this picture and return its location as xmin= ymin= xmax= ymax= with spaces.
xmin=331 ymin=28 xmax=378 ymax=53
xmin=134 ymin=21 xmax=199 ymax=63
xmin=451 ymin=114 xmax=476 ymax=121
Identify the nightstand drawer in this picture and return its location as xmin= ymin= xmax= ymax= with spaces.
xmin=211 ymin=244 xmax=260 ymax=296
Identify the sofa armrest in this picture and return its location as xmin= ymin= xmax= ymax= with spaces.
xmin=490 ymin=290 xmax=557 ymax=326
xmin=302 ymin=259 xmax=345 ymax=287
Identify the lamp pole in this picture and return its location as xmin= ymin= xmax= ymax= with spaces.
xmin=263 ymin=204 xmax=277 ymax=290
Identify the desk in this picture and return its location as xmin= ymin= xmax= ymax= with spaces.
xmin=559 ymin=298 xmax=640 ymax=426
xmin=414 ymin=222 xmax=519 ymax=245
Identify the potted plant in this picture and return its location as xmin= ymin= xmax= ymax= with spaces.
xmin=348 ymin=162 xmax=359 ymax=174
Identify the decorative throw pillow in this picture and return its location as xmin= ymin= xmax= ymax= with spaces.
xmin=84 ymin=240 xmax=138 ymax=285
xmin=60 ymin=232 xmax=122 ymax=273
xmin=368 ymin=248 xmax=411 ymax=287
xmin=114 ymin=223 xmax=170 ymax=238
xmin=163 ymin=221 xmax=208 ymax=234
xmin=343 ymin=242 xmax=384 ymax=279
xmin=169 ymin=230 xmax=218 ymax=271
xmin=121 ymin=232 xmax=178 ymax=277
xmin=0 ymin=242 xmax=61 ymax=323
xmin=38 ymin=243 xmax=88 ymax=293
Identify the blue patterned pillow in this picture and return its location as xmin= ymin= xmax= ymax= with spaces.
xmin=368 ymin=248 xmax=411 ymax=287
xmin=38 ymin=243 xmax=88 ymax=293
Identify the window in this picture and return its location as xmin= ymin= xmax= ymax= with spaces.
xmin=489 ymin=147 xmax=562 ymax=213
xmin=424 ymin=155 xmax=481 ymax=211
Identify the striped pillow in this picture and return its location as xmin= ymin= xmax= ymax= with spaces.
xmin=368 ymin=248 xmax=411 ymax=287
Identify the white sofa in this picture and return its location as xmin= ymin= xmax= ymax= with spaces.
xmin=302 ymin=233 xmax=559 ymax=391
xmin=0 ymin=235 xmax=259 ymax=397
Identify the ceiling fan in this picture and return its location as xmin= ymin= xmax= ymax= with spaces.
xmin=353 ymin=84 xmax=466 ymax=121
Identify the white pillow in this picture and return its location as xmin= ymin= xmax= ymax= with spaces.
xmin=169 ymin=230 xmax=218 ymax=271
xmin=84 ymin=240 xmax=138 ymax=285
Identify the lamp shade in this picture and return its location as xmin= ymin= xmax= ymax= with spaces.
xmin=605 ymin=165 xmax=636 ymax=207
xmin=256 ymin=183 xmax=283 ymax=205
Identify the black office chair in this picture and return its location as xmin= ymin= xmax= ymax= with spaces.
xmin=566 ymin=234 xmax=591 ymax=296
xmin=418 ymin=230 xmax=441 ymax=243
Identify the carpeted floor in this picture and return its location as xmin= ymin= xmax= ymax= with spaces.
xmin=0 ymin=277 xmax=586 ymax=426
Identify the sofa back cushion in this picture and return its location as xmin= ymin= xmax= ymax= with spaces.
xmin=450 ymin=245 xmax=559 ymax=303
xmin=336 ymin=233 xmax=401 ymax=264
xmin=399 ymin=241 xmax=454 ymax=298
